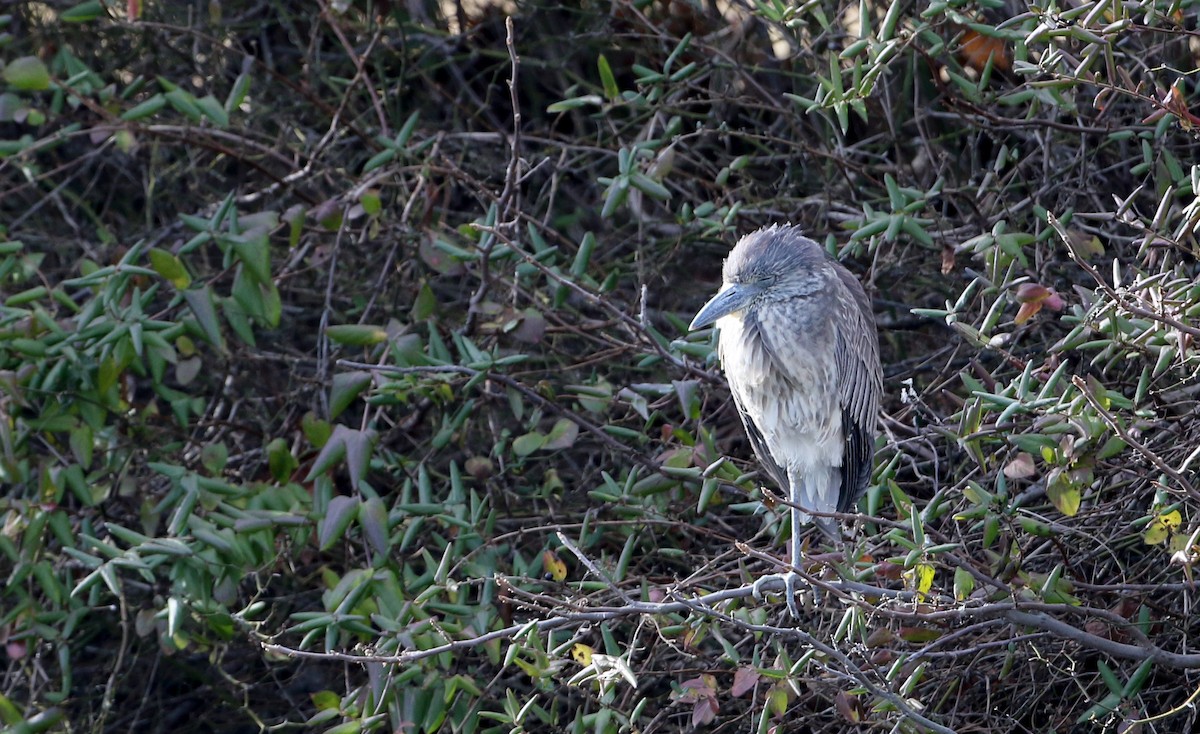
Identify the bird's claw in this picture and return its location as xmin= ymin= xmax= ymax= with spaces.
xmin=751 ymin=571 xmax=803 ymax=618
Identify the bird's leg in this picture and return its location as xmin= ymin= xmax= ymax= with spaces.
xmin=750 ymin=479 xmax=807 ymax=618
xmin=783 ymin=479 xmax=806 ymax=617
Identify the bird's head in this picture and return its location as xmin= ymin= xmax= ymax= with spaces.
xmin=689 ymin=224 xmax=831 ymax=330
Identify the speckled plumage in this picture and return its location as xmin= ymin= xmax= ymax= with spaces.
xmin=690 ymin=224 xmax=882 ymax=597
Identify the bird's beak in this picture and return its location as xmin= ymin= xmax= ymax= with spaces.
xmin=689 ymin=283 xmax=758 ymax=330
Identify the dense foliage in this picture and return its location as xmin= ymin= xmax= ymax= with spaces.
xmin=2 ymin=0 xmax=1200 ymax=732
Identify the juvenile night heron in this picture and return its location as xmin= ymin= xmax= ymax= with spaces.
xmin=689 ymin=224 xmax=882 ymax=616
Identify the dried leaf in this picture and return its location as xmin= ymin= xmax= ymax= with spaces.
xmin=864 ymin=626 xmax=895 ymax=647
xmin=1003 ymin=452 xmax=1037 ymax=479
xmin=940 ymin=243 xmax=956 ymax=275
xmin=543 ymin=419 xmax=579 ymax=450
xmin=835 ymin=690 xmax=861 ymax=723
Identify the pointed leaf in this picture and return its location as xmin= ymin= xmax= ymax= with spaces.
xmin=305 ymin=426 xmax=347 ymax=480
xmin=342 ymin=426 xmax=377 ymax=491
xmin=357 ymin=496 xmax=389 ymax=556
xmin=319 ymin=495 xmax=358 ymax=550
xmin=330 ymin=371 xmax=372 ymax=420
xmin=182 ymin=286 xmax=225 ymax=351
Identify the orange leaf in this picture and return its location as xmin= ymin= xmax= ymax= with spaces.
xmin=959 ymin=29 xmax=1010 ymax=74
xmin=1015 ymin=300 xmax=1043 ymax=325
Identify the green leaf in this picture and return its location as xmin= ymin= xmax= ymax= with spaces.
xmin=194 ymin=94 xmax=229 ymax=127
xmin=1047 ymin=469 xmax=1081 ymax=517
xmin=330 ymin=371 xmax=372 ymax=420
xmin=544 ymin=419 xmax=579 ymax=450
xmin=266 ymin=437 xmax=298 ymax=483
xmin=411 ymin=281 xmax=436 ymax=321
xmin=230 ymin=233 xmax=271 ymax=285
xmin=305 ymin=425 xmax=376 ymax=491
xmin=225 ymin=72 xmax=250 ymax=113
xmin=147 ymin=248 xmax=191 ymax=289
xmin=201 ymin=441 xmax=228 ymax=475
xmin=363 ymin=147 xmax=397 ymax=173
xmin=182 ymin=286 xmax=226 ymax=351
xmin=164 ymin=88 xmax=202 ymax=122
xmin=60 ymin=0 xmax=106 ymax=21
xmin=598 ymin=54 xmax=619 ymax=101
xmin=357 ymin=496 xmax=389 ymax=556
xmin=512 ymin=432 xmax=546 ymax=456
xmin=325 ymin=324 xmax=388 ymax=346
xmin=953 ymin=567 xmax=975 ymax=600
xmin=360 ymin=189 xmax=382 ymax=216
xmin=302 ymin=412 xmax=332 ymax=448
xmin=318 ymin=495 xmax=357 ymax=551
xmin=121 ymin=93 xmax=166 ymax=121
xmin=3 ymin=57 xmax=51 ymax=91
xmin=70 ymin=424 xmax=94 ymax=467
xmin=546 ymin=95 xmax=603 ymax=113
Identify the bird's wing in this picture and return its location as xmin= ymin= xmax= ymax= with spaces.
xmin=832 ymin=265 xmax=883 ymax=511
xmin=727 ymin=382 xmax=789 ymax=492
xmin=721 ymin=316 xmax=790 ymax=492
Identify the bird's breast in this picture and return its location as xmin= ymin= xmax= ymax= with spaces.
xmin=716 ymin=308 xmax=842 ymax=471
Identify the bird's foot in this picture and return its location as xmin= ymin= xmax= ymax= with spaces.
xmin=751 ymin=571 xmax=804 ymax=618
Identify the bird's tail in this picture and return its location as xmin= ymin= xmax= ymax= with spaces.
xmin=791 ymin=467 xmax=844 ymax=544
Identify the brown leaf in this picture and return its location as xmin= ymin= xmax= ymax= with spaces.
xmin=874 ymin=562 xmax=904 ymax=580
xmin=835 ymin=691 xmax=861 ymax=723
xmin=898 ymin=626 xmax=942 ymax=643
xmin=865 ymin=626 xmax=896 ymax=648
xmin=1003 ymin=452 xmax=1037 ymax=479
xmin=940 ymin=243 xmax=956 ymax=275
xmin=1015 ymin=283 xmax=1051 ymax=303
xmin=464 ymin=456 xmax=494 ymax=480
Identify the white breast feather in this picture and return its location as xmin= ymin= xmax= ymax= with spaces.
xmin=717 ymin=308 xmax=844 ymax=516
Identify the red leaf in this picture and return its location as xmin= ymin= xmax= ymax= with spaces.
xmin=692 ymin=696 xmax=719 ymax=727
xmin=731 ymin=666 xmax=760 ymax=697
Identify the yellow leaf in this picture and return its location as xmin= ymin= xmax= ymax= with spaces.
xmin=571 ymin=643 xmax=593 ymax=666
xmin=1168 ymin=532 xmax=1191 ymax=554
xmin=1144 ymin=510 xmax=1182 ymax=546
xmin=1047 ymin=470 xmax=1081 ymax=517
xmin=903 ymin=563 xmax=936 ymax=601
xmin=542 ymin=550 xmax=567 ymax=582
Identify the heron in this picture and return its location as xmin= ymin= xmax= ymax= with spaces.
xmin=689 ymin=224 xmax=882 ymax=617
